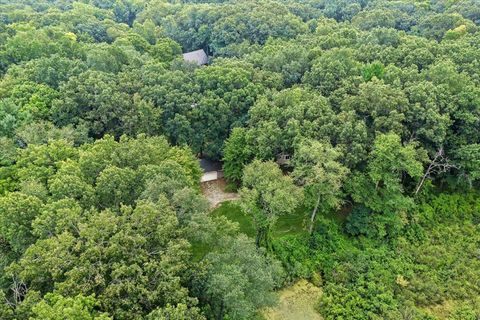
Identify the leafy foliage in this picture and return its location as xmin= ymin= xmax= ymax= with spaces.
xmin=0 ymin=0 xmax=479 ymax=318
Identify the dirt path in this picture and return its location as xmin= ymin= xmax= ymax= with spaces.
xmin=201 ymin=178 xmax=239 ymax=208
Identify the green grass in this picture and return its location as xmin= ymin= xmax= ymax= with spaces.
xmin=212 ymin=201 xmax=310 ymax=239
xmin=192 ymin=201 xmax=343 ymax=261
xmin=261 ymin=279 xmax=323 ymax=320
xmin=273 ymin=206 xmax=309 ymax=237
xmin=211 ymin=201 xmax=256 ymax=237
xmin=190 ymin=201 xmax=255 ymax=261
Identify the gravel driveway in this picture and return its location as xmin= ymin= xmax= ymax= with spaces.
xmin=201 ymin=178 xmax=239 ymax=208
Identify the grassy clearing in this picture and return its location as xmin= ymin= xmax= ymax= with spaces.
xmin=211 ymin=200 xmax=256 ymax=237
xmin=273 ymin=206 xmax=309 ymax=237
xmin=193 ymin=201 xmax=345 ymax=261
xmin=212 ymin=201 xmax=310 ymax=239
xmin=190 ymin=201 xmax=254 ymax=261
xmin=422 ymin=300 xmax=456 ymax=319
xmin=262 ymin=279 xmax=323 ymax=320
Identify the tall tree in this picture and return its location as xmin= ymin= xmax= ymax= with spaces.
xmin=199 ymin=235 xmax=283 ymax=320
xmin=30 ymin=293 xmax=111 ymax=320
xmin=346 ymin=133 xmax=427 ymax=238
xmin=222 ymin=127 xmax=253 ymax=183
xmin=293 ymin=139 xmax=349 ymax=233
xmin=240 ymin=160 xmax=302 ymax=248
xmin=348 ymin=133 xmax=426 ymax=215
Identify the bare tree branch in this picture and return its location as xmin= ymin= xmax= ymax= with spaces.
xmin=414 ymin=147 xmax=458 ymax=196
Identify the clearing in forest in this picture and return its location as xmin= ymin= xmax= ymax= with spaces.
xmin=201 ymin=178 xmax=239 ymax=207
xmin=262 ymin=279 xmax=323 ymax=320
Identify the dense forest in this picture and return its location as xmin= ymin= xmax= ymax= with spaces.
xmin=0 ymin=0 xmax=479 ymax=319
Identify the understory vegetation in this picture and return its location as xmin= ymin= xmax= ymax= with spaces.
xmin=214 ymin=193 xmax=480 ymax=319
xmin=0 ymin=0 xmax=479 ymax=319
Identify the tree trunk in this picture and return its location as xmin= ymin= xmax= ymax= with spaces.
xmin=309 ymin=194 xmax=321 ymax=234
xmin=255 ymin=229 xmax=262 ymax=248
xmin=256 ymin=226 xmax=272 ymax=250
xmin=216 ymin=300 xmax=224 ymax=320
xmin=255 ymin=227 xmax=266 ymax=248
xmin=414 ymin=147 xmax=456 ymax=196
xmin=414 ymin=168 xmax=431 ymax=196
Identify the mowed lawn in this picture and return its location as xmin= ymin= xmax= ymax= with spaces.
xmin=191 ymin=201 xmax=310 ymax=261
xmin=193 ymin=200 xmax=346 ymax=261
xmin=211 ymin=201 xmax=309 ymax=238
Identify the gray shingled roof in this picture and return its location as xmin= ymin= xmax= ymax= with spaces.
xmin=182 ymin=49 xmax=208 ymax=65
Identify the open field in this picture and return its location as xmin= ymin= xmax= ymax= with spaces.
xmin=262 ymin=280 xmax=323 ymax=320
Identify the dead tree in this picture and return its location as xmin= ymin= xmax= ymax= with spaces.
xmin=414 ymin=147 xmax=457 ymax=196
xmin=5 ymin=276 xmax=28 ymax=308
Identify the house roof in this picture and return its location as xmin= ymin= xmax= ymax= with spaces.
xmin=182 ymin=49 xmax=208 ymax=65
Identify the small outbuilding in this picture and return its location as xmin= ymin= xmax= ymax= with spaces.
xmin=199 ymin=158 xmax=224 ymax=182
xmin=276 ymin=153 xmax=292 ymax=166
xmin=183 ymin=49 xmax=208 ymax=66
